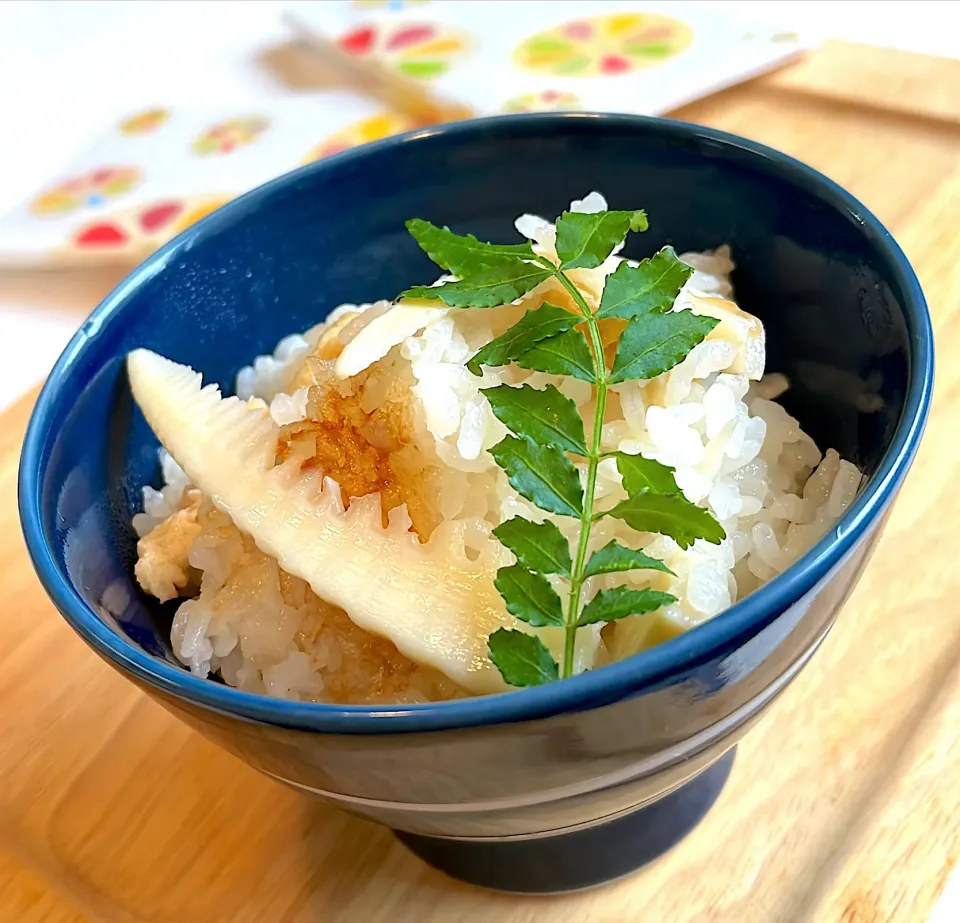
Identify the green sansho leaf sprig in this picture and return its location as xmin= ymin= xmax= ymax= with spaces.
xmin=396 ymin=204 xmax=725 ymax=687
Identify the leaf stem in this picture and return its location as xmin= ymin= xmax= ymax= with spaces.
xmin=553 ymin=268 xmax=609 ymax=678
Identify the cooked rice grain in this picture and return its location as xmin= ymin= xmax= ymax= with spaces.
xmin=133 ymin=195 xmax=861 ymax=702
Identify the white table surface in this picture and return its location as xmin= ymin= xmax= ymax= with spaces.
xmin=1 ymin=2 xmax=957 ymax=919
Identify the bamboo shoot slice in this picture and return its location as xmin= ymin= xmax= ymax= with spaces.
xmin=127 ymin=349 xmax=591 ymax=695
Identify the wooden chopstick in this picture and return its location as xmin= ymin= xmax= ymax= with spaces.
xmin=281 ymin=10 xmax=475 ymax=126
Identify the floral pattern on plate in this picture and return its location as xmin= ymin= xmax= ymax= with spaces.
xmin=338 ymin=20 xmax=473 ymax=80
xmin=514 ymin=12 xmax=693 ymax=77
xmin=192 ymin=117 xmax=270 ymax=156
xmin=31 ymin=166 xmax=142 ymax=217
xmin=119 ymin=109 xmax=170 ymax=136
xmin=302 ymin=111 xmax=417 ymax=163
xmin=501 ymin=90 xmax=583 ymax=113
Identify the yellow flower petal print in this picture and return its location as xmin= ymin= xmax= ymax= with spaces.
xmin=170 ymin=197 xmax=233 ymax=236
xmin=119 ymin=108 xmax=170 ymax=136
xmin=302 ymin=112 xmax=416 ymax=165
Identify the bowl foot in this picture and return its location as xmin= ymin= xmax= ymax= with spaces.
xmin=395 ymin=746 xmax=735 ymax=894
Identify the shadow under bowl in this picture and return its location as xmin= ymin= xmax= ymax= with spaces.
xmin=18 ymin=114 xmax=932 ymax=893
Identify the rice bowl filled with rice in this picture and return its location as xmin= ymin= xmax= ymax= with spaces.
xmin=127 ymin=192 xmax=862 ymax=705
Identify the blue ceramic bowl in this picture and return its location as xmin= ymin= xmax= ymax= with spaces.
xmin=19 ymin=114 xmax=932 ymax=893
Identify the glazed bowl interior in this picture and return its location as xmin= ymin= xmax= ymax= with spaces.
xmin=20 ymin=114 xmax=930 ymax=731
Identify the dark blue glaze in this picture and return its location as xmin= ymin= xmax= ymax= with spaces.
xmin=397 ymin=748 xmax=737 ymax=893
xmin=19 ymin=114 xmax=932 ymax=891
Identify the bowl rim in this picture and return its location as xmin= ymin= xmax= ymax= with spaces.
xmin=19 ymin=112 xmax=934 ymax=734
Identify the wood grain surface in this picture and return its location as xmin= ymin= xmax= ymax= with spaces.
xmin=2 ymin=41 xmax=959 ymax=923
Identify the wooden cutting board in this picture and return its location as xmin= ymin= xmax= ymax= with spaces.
xmin=2 ymin=41 xmax=960 ymax=923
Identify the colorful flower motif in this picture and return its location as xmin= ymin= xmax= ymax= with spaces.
xmin=69 ymin=197 xmax=228 ymax=255
xmin=302 ymin=112 xmax=417 ymax=164
xmin=352 ymin=0 xmax=429 ymax=8
xmin=119 ymin=108 xmax=170 ymax=136
xmin=338 ymin=20 xmax=472 ymax=81
xmin=501 ymin=90 xmax=583 ymax=114
xmin=514 ymin=12 xmax=693 ymax=77
xmin=192 ymin=117 xmax=269 ymax=156
xmin=31 ymin=166 xmax=141 ymax=217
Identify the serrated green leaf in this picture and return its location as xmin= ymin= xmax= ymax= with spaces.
xmin=609 ymin=310 xmax=719 ymax=384
xmin=615 ymin=452 xmax=681 ymax=496
xmin=494 ymin=564 xmax=565 ymax=627
xmin=555 ymin=209 xmax=649 ymax=270
xmin=401 ymin=262 xmax=553 ymax=309
xmin=406 ymin=218 xmax=536 ymax=274
xmin=583 ymin=541 xmax=674 ymax=578
xmin=482 ymin=383 xmax=587 ymax=455
xmin=487 ymin=628 xmax=559 ymax=687
xmin=577 ymin=586 xmax=676 ymax=626
xmin=514 ymin=328 xmax=597 ymax=383
xmin=489 ymin=435 xmax=584 ymax=518
xmin=602 ymin=493 xmax=726 ymax=548
xmin=493 ymin=518 xmax=572 ymax=577
xmin=596 ymin=248 xmax=694 ymax=321
xmin=467 ymin=303 xmax=580 ymax=375
xmin=392 ymin=210 xmax=722 ymax=683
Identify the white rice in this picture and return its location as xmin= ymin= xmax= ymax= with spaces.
xmin=132 ymin=449 xmax=191 ymax=537
xmin=133 ymin=194 xmax=862 ymax=701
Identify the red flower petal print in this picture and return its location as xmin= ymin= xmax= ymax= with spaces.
xmin=340 ymin=25 xmax=377 ymax=55
xmin=563 ymin=21 xmax=592 ymax=40
xmin=75 ymin=222 xmax=129 ymax=247
xmin=139 ymin=201 xmax=184 ymax=233
xmin=600 ymin=54 xmax=631 ymax=74
xmin=385 ymin=24 xmax=437 ymax=51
